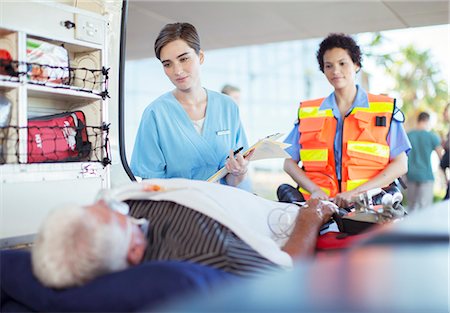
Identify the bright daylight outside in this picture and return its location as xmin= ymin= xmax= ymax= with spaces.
xmin=125 ymin=23 xmax=449 ymax=203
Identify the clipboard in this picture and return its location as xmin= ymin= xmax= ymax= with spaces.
xmin=206 ymin=133 xmax=291 ymax=182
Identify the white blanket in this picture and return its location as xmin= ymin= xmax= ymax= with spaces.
xmin=103 ymin=178 xmax=298 ymax=268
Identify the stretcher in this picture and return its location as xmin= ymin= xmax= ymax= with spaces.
xmin=0 ymin=182 xmax=406 ymax=312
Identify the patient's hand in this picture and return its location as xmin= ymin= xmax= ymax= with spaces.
xmin=301 ymin=199 xmax=338 ymax=225
xmin=282 ymin=199 xmax=338 ymax=258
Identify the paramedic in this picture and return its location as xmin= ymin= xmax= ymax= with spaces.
xmin=279 ymin=33 xmax=411 ymax=208
xmin=131 ymin=23 xmax=250 ymax=189
xmin=31 ymin=180 xmax=337 ymax=289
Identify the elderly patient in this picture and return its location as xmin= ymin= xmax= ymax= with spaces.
xmin=32 ymin=179 xmax=337 ymax=289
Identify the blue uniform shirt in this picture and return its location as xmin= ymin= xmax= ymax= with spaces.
xmin=284 ymin=86 xmax=411 ymax=180
xmin=131 ymin=89 xmax=250 ymax=189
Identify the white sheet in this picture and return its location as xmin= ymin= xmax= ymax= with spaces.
xmin=104 ymin=178 xmax=297 ymax=268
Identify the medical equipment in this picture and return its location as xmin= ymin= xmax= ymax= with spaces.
xmin=267 ymin=203 xmax=300 ymax=239
xmin=268 ymin=201 xmax=341 ymax=239
xmin=335 ymin=187 xmax=407 ymax=234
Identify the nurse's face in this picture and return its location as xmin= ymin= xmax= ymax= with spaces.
xmin=159 ymin=39 xmax=204 ymax=92
xmin=323 ymin=48 xmax=360 ymax=91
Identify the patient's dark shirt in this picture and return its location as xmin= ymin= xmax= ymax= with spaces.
xmin=126 ymin=200 xmax=279 ymax=276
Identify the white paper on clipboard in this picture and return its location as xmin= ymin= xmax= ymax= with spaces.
xmin=207 ymin=133 xmax=291 ymax=183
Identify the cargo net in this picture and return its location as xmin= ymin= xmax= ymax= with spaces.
xmin=0 ymin=59 xmax=109 ymax=99
xmin=0 ymin=59 xmax=20 ymax=82
xmin=0 ymin=124 xmax=111 ymax=166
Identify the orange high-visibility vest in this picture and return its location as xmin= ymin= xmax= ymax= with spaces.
xmin=297 ymin=94 xmax=395 ymax=199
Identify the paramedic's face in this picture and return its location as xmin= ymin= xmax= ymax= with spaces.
xmin=160 ymin=39 xmax=204 ymax=92
xmin=88 ymin=201 xmax=147 ymax=265
xmin=323 ymin=48 xmax=359 ymax=91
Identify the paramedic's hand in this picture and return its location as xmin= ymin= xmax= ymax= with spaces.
xmin=334 ymin=190 xmax=357 ymax=208
xmin=309 ymin=188 xmax=329 ymax=201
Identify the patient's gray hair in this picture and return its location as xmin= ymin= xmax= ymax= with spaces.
xmin=32 ymin=205 xmax=131 ymax=288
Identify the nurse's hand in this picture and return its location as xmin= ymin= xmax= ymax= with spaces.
xmin=225 ymin=149 xmax=249 ymax=177
xmin=224 ymin=149 xmax=254 ymax=187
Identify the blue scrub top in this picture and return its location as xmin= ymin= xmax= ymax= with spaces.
xmin=284 ymin=85 xmax=411 ymax=180
xmin=131 ymin=89 xmax=249 ymax=187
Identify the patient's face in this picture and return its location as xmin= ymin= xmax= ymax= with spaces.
xmin=87 ymin=201 xmax=147 ymax=265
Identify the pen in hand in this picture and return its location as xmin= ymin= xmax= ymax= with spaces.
xmin=226 ymin=146 xmax=243 ymax=160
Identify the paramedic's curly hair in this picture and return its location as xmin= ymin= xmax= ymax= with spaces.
xmin=316 ymin=33 xmax=362 ymax=73
xmin=32 ymin=205 xmax=130 ymax=288
xmin=154 ymin=22 xmax=201 ymax=60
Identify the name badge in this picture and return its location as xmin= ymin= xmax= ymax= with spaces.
xmin=216 ymin=130 xmax=230 ymax=136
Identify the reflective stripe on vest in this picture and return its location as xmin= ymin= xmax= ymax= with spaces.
xmin=299 ymin=107 xmax=333 ymax=119
xmin=347 ymin=140 xmax=390 ymax=160
xmin=300 ymin=148 xmax=328 ymax=168
xmin=299 ymin=186 xmax=331 ymax=197
xmin=346 ymin=179 xmax=369 ymax=191
xmin=350 ymin=101 xmax=394 ymax=115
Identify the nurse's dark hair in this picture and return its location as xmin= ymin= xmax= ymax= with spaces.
xmin=316 ymin=33 xmax=362 ymax=73
xmin=154 ymin=22 xmax=201 ymax=60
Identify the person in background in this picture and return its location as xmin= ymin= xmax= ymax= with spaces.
xmin=406 ymin=112 xmax=443 ymax=211
xmin=131 ymin=23 xmax=250 ymax=189
xmin=440 ymin=103 xmax=449 ymax=200
xmin=279 ymin=33 xmax=411 ymax=208
xmin=31 ymin=179 xmax=337 ymax=288
xmin=221 ymin=84 xmax=241 ymax=105
xmin=221 ymin=84 xmax=253 ymax=190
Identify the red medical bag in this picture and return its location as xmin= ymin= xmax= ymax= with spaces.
xmin=0 ymin=49 xmax=16 ymax=76
xmin=27 ymin=111 xmax=91 ymax=163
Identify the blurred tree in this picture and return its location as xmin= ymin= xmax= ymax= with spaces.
xmin=364 ymin=33 xmax=448 ymax=133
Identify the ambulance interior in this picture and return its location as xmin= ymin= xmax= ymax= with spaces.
xmin=0 ymin=0 xmax=448 ymax=312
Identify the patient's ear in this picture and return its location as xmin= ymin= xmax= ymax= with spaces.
xmin=127 ymin=227 xmax=147 ymax=265
xmin=127 ymin=246 xmax=144 ymax=265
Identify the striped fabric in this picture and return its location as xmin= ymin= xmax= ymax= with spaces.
xmin=127 ymin=199 xmax=280 ymax=277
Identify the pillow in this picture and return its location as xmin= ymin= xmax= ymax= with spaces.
xmin=1 ymin=250 xmax=237 ymax=312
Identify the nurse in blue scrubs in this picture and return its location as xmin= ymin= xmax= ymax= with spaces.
xmin=131 ymin=22 xmax=251 ymax=189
